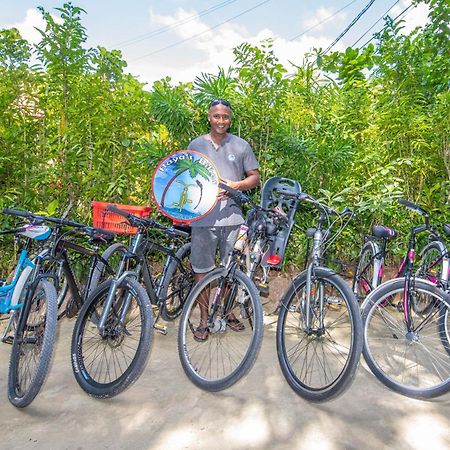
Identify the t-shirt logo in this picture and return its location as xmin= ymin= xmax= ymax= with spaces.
xmin=228 ymin=154 xmax=236 ymax=162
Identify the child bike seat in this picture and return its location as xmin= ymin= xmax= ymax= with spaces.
xmin=260 ymin=177 xmax=301 ymax=269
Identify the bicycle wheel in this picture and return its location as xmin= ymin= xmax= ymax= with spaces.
xmin=8 ymin=279 xmax=58 ymax=407
xmin=160 ymin=243 xmax=194 ymax=321
xmin=178 ymin=267 xmax=263 ymax=391
xmin=277 ymin=267 xmax=363 ymax=402
xmin=414 ymin=241 xmax=447 ymax=314
xmin=352 ymin=241 xmax=379 ymax=303
xmin=89 ymin=242 xmax=128 ymax=295
xmin=71 ymin=277 xmax=153 ymax=398
xmin=362 ymin=278 xmax=450 ymax=398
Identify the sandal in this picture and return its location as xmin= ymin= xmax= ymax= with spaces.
xmin=193 ymin=326 xmax=209 ymax=342
xmin=227 ymin=317 xmax=245 ymax=332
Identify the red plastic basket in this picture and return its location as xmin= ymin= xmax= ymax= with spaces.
xmin=91 ymin=201 xmax=152 ymax=235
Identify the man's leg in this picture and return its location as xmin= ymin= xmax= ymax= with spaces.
xmin=218 ymin=226 xmax=246 ymax=331
xmin=190 ymin=228 xmax=218 ymax=341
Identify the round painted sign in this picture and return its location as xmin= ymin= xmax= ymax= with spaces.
xmin=152 ymin=150 xmax=220 ymax=223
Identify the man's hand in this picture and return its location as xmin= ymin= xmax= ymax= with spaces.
xmin=217 ymin=170 xmax=259 ymax=200
xmin=218 ymin=178 xmax=239 ymax=199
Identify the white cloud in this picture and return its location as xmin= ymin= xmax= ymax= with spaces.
xmin=392 ymin=0 xmax=430 ymax=34
xmin=128 ymin=7 xmax=335 ymax=86
xmin=1 ymin=8 xmax=63 ymax=45
xmin=3 ymin=9 xmax=45 ymax=44
xmin=302 ymin=6 xmax=348 ymax=34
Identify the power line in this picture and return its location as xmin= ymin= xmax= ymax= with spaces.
xmin=322 ymin=0 xmax=377 ymax=55
xmin=131 ymin=0 xmax=272 ymax=61
xmin=289 ymin=0 xmax=360 ymax=41
xmin=351 ymin=0 xmax=400 ymax=47
xmin=116 ymin=0 xmax=238 ymax=48
xmin=359 ymin=3 xmax=414 ymax=48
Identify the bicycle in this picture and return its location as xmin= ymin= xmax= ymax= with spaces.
xmin=71 ymin=204 xmax=193 ymax=398
xmin=352 ymin=200 xmax=449 ymax=311
xmin=1 ymin=212 xmax=57 ymax=407
xmin=3 ymin=208 xmax=116 ymax=406
xmin=177 ymin=183 xmax=288 ymax=391
xmin=276 ymin=192 xmax=363 ymax=402
xmin=361 ymin=199 xmax=450 ymax=398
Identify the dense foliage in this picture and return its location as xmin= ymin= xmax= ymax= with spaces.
xmin=0 ymin=0 xmax=449 ymax=269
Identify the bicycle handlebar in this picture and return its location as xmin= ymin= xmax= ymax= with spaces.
xmin=219 ymin=182 xmax=290 ymax=226
xmin=279 ymin=192 xmax=353 ymax=218
xmin=0 ymin=226 xmax=29 ymax=236
xmin=106 ymin=204 xmax=189 ymax=239
xmin=3 ymin=208 xmax=85 ymax=228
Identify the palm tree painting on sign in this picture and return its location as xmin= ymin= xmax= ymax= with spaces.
xmin=152 ymin=150 xmax=219 ymax=223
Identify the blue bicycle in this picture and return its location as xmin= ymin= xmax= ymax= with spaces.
xmin=0 ymin=216 xmax=58 ymax=408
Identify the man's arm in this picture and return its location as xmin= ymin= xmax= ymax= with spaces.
xmin=221 ymin=169 xmax=260 ymax=192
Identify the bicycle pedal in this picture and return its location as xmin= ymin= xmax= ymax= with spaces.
xmin=255 ymin=282 xmax=269 ymax=296
xmin=2 ymin=335 xmax=14 ymax=345
xmin=153 ymin=323 xmax=167 ymax=335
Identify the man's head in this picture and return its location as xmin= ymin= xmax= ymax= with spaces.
xmin=208 ymin=99 xmax=232 ymax=136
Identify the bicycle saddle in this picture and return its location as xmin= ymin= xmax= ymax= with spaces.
xmin=372 ymin=225 xmax=397 ymax=240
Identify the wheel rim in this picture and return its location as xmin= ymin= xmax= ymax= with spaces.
xmin=182 ymin=275 xmax=257 ymax=383
xmin=364 ymin=286 xmax=450 ymax=392
xmin=76 ymin=286 xmax=145 ymax=386
xmin=281 ymin=277 xmax=355 ymax=392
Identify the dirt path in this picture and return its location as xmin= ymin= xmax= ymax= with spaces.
xmin=0 ymin=283 xmax=449 ymax=450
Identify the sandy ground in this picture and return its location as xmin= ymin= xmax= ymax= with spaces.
xmin=0 ymin=273 xmax=449 ymax=450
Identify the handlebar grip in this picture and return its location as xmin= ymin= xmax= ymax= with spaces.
xmin=218 ymin=182 xmax=254 ymax=206
xmin=167 ymin=227 xmax=190 ymax=239
xmin=3 ymin=208 xmax=31 ymax=218
xmin=106 ymin=204 xmax=131 ymax=219
xmin=398 ymin=198 xmax=428 ymax=217
xmin=85 ymin=226 xmax=116 ymax=241
xmin=218 ymin=182 xmax=240 ymax=198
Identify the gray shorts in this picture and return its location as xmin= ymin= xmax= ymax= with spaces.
xmin=190 ymin=226 xmax=240 ymax=273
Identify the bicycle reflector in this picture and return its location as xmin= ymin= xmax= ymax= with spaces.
xmin=267 ymin=255 xmax=282 ymax=266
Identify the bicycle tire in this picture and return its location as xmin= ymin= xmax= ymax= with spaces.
xmin=8 ymin=279 xmax=58 ymax=408
xmin=160 ymin=243 xmax=194 ymax=321
xmin=277 ymin=267 xmax=363 ymax=402
xmin=362 ymin=277 xmax=450 ymax=399
xmin=414 ymin=241 xmax=447 ymax=314
xmin=178 ymin=267 xmax=263 ymax=391
xmin=352 ymin=241 xmax=379 ymax=303
xmin=71 ymin=277 xmax=153 ymax=398
xmin=89 ymin=242 xmax=128 ymax=295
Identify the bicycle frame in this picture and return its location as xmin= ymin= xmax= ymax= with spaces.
xmin=96 ymin=226 xmax=186 ymax=335
xmin=0 ymin=247 xmax=34 ymax=314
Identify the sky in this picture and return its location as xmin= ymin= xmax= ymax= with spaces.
xmin=1 ymin=1 xmax=430 ymax=87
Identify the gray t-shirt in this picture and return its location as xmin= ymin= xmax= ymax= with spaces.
xmin=187 ymin=133 xmax=259 ymax=227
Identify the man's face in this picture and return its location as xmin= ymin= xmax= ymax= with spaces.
xmin=208 ymin=104 xmax=231 ymax=135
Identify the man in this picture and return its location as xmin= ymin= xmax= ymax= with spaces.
xmin=187 ymin=98 xmax=260 ymax=341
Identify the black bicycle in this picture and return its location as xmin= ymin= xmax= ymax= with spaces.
xmin=71 ymin=204 xmax=194 ymax=398
xmin=2 ymin=208 xmax=115 ymax=406
xmin=177 ymin=183 xmax=288 ymax=391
